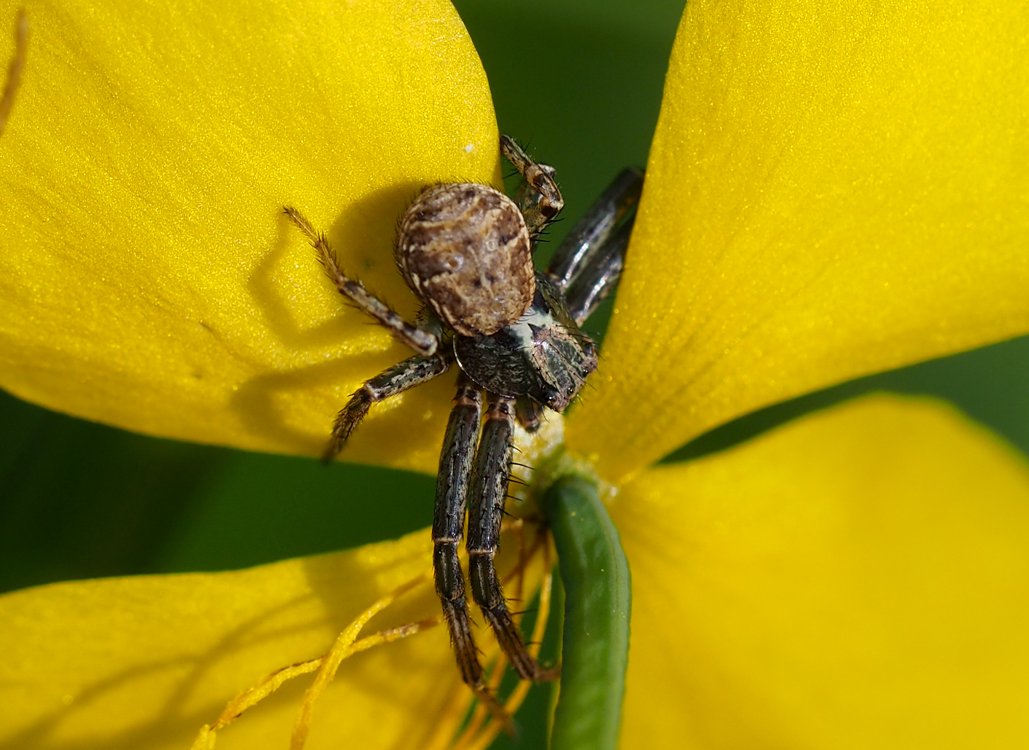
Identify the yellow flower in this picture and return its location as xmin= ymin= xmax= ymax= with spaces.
xmin=2 ymin=1 xmax=1028 ymax=748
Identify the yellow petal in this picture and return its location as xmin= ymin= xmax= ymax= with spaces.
xmin=0 ymin=530 xmax=471 ymax=749
xmin=613 ymin=395 xmax=1029 ymax=748
xmin=0 ymin=1 xmax=497 ymax=473
xmin=570 ymin=0 xmax=1029 ymax=481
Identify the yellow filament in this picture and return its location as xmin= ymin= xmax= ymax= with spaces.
xmin=191 ymin=575 xmax=431 ymax=750
xmin=192 ymin=524 xmax=553 ymax=750
xmin=290 ymin=575 xmax=428 ymax=749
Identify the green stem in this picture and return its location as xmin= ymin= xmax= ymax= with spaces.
xmin=542 ymin=474 xmax=631 ymax=750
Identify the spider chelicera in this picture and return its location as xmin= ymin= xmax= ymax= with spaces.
xmin=284 ymin=136 xmax=641 ymax=689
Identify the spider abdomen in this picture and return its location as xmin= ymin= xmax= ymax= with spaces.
xmin=395 ymin=183 xmax=535 ymax=337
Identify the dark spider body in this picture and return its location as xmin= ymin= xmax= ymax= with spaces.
xmin=454 ymin=274 xmax=596 ymax=411
xmin=284 ymin=136 xmax=641 ymax=690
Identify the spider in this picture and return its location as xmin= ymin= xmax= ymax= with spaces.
xmin=284 ymin=136 xmax=642 ymax=689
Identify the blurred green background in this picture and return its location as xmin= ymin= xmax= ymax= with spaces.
xmin=2 ymin=1 xmax=1026 ymax=747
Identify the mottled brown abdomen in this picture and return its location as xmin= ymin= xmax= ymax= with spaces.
xmin=395 ymin=183 xmax=535 ymax=337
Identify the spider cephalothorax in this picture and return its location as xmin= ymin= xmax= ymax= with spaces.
xmin=284 ymin=136 xmax=641 ymax=689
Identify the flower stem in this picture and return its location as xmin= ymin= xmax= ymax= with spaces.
xmin=542 ymin=474 xmax=631 ymax=750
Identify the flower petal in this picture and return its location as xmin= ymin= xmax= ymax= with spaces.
xmin=0 ymin=530 xmax=461 ymax=749
xmin=613 ymin=395 xmax=1029 ymax=748
xmin=0 ymin=1 xmax=497 ymax=473
xmin=569 ymin=0 xmax=1029 ymax=481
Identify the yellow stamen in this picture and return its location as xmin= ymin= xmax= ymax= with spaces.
xmin=291 ymin=574 xmax=428 ymax=750
xmin=192 ymin=522 xmax=553 ymax=750
xmin=191 ymin=574 xmax=432 ymax=750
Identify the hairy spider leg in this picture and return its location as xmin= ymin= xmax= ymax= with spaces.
xmin=467 ymin=394 xmax=555 ymax=682
xmin=547 ymin=168 xmax=643 ymax=290
xmin=547 ymin=168 xmax=644 ymax=324
xmin=323 ymin=352 xmax=451 ymax=462
xmin=283 ymin=206 xmax=439 ymax=357
xmin=500 ymin=135 xmax=565 ymax=238
xmin=563 ymin=219 xmax=633 ymax=326
xmin=433 ymin=373 xmax=485 ymax=686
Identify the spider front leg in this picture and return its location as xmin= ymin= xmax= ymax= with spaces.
xmin=547 ymin=167 xmax=644 ymax=325
xmin=500 ymin=135 xmax=564 ymax=237
xmin=323 ymin=352 xmax=451 ymax=462
xmin=284 ymin=206 xmax=439 ymax=356
xmin=467 ymin=394 xmax=553 ymax=681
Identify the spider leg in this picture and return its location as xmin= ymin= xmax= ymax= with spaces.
xmin=563 ymin=218 xmax=632 ymax=326
xmin=547 ymin=168 xmax=644 ymax=324
xmin=283 ymin=206 xmax=439 ymax=357
xmin=323 ymin=352 xmax=451 ymax=462
xmin=500 ymin=135 xmax=564 ymax=238
xmin=547 ymin=167 xmax=642 ymax=288
xmin=467 ymin=394 xmax=552 ymax=681
xmin=433 ymin=373 xmax=486 ymax=686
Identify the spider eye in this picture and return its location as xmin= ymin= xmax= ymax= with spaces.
xmin=540 ymin=383 xmax=563 ymax=410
